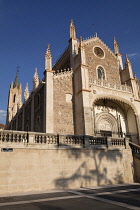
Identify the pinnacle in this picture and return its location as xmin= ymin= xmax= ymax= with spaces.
xmin=13 ymin=70 xmax=19 ymax=88
xmin=70 ymin=19 xmax=73 ymax=25
xmin=45 ymin=44 xmax=52 ymax=58
xmin=70 ymin=19 xmax=76 ymax=39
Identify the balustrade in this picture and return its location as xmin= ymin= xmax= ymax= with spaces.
xmin=110 ymin=138 xmax=125 ymax=146
xmin=34 ymin=134 xmax=58 ymax=144
xmin=89 ymin=136 xmax=107 ymax=145
xmin=63 ymin=135 xmax=84 ymax=146
xmin=0 ymin=130 xmax=129 ymax=149
xmin=0 ymin=131 xmax=27 ymax=143
xmin=89 ymin=79 xmax=132 ymax=93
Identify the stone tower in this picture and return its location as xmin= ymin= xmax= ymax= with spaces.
xmin=6 ymin=71 xmax=22 ymax=127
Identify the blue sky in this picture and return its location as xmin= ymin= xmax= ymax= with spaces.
xmin=0 ymin=0 xmax=140 ymax=124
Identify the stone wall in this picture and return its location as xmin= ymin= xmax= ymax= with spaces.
xmin=84 ymin=37 xmax=120 ymax=84
xmin=0 ymin=148 xmax=133 ymax=195
xmin=129 ymin=142 xmax=140 ymax=182
xmin=0 ymin=131 xmax=134 ymax=195
xmin=133 ymin=157 xmax=140 ymax=182
xmin=53 ymin=70 xmax=74 ymax=134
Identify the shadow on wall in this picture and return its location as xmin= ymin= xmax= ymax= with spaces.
xmin=129 ymin=142 xmax=140 ymax=182
xmin=54 ymin=147 xmax=124 ymax=189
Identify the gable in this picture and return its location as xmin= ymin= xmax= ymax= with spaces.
xmin=84 ymin=37 xmax=121 ymax=84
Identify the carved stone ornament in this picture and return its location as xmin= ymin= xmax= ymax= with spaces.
xmin=94 ymin=46 xmax=105 ymax=58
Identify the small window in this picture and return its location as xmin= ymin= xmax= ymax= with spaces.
xmin=97 ymin=66 xmax=105 ymax=80
xmin=37 ymin=93 xmax=40 ymax=108
xmin=13 ymin=94 xmax=16 ymax=103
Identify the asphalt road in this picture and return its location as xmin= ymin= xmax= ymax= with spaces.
xmin=0 ymin=183 xmax=140 ymax=210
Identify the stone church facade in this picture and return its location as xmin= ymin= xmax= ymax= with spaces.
xmin=6 ymin=20 xmax=140 ymax=145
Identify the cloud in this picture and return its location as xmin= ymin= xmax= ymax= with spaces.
xmin=0 ymin=110 xmax=6 ymax=113
xmin=0 ymin=110 xmax=6 ymax=123
xmin=128 ymin=53 xmax=139 ymax=58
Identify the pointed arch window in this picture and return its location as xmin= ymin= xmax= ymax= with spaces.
xmin=37 ymin=93 xmax=40 ymax=109
xmin=13 ymin=94 xmax=16 ymax=103
xmin=36 ymin=116 xmax=40 ymax=132
xmin=97 ymin=66 xmax=105 ymax=80
xmin=26 ymin=125 xmax=29 ymax=132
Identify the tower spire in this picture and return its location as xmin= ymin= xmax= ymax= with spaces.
xmin=124 ymin=54 xmax=140 ymax=99
xmin=114 ymin=37 xmax=119 ymax=55
xmin=114 ymin=37 xmax=123 ymax=70
xmin=125 ymin=54 xmax=133 ymax=78
xmin=45 ymin=44 xmax=52 ymax=70
xmin=125 ymin=53 xmax=130 ymax=65
xmin=33 ymin=68 xmax=39 ymax=90
xmin=6 ymin=69 xmax=22 ymax=124
xmin=13 ymin=70 xmax=19 ymax=88
xmin=70 ymin=19 xmax=76 ymax=39
xmin=24 ymin=83 xmax=29 ymax=101
xmin=45 ymin=44 xmax=52 ymax=58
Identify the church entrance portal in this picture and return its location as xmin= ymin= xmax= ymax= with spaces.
xmin=100 ymin=130 xmax=112 ymax=137
xmin=93 ymin=98 xmax=138 ymax=143
xmin=93 ymin=99 xmax=126 ymax=137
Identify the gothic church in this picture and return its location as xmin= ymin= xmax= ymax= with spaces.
xmin=6 ymin=20 xmax=140 ymax=145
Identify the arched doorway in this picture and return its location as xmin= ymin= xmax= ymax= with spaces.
xmin=95 ymin=112 xmax=118 ymax=137
xmin=93 ymin=98 xmax=138 ymax=143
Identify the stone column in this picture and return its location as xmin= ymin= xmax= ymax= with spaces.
xmin=44 ymin=70 xmax=54 ymax=133
xmin=44 ymin=45 xmax=54 ymax=133
xmin=73 ymin=42 xmax=92 ymax=135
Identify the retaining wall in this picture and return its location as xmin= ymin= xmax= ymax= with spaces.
xmin=0 ymin=131 xmax=134 ymax=194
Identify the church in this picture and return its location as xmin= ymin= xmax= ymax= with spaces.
xmin=5 ymin=20 xmax=140 ymax=145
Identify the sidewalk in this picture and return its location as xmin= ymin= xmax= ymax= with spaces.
xmin=0 ymin=183 xmax=139 ymax=210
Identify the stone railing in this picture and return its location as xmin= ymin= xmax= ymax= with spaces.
xmin=110 ymin=138 xmax=125 ymax=146
xmin=35 ymin=133 xmax=58 ymax=145
xmin=89 ymin=136 xmax=107 ymax=146
xmin=0 ymin=130 xmax=27 ymax=143
xmin=0 ymin=130 xmax=130 ymax=150
xmin=89 ymin=79 xmax=132 ymax=93
xmin=129 ymin=142 xmax=140 ymax=159
xmin=59 ymin=135 xmax=84 ymax=147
